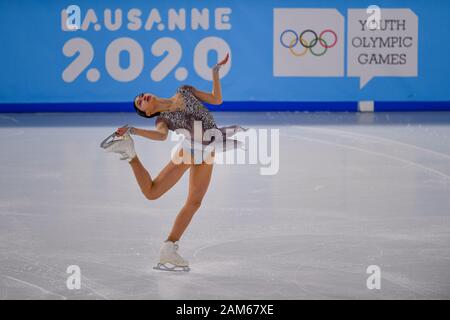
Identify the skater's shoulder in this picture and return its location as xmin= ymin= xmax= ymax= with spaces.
xmin=176 ymin=85 xmax=195 ymax=95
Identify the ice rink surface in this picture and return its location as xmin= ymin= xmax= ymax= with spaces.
xmin=0 ymin=111 xmax=449 ymax=300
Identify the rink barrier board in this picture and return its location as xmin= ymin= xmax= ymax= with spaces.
xmin=1 ymin=1 xmax=450 ymax=106
xmin=0 ymin=102 xmax=450 ymax=113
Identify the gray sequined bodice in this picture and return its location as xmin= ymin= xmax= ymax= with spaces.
xmin=156 ymin=86 xmax=217 ymax=134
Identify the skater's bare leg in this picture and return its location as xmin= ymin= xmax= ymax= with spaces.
xmin=167 ymin=159 xmax=214 ymax=242
xmin=129 ymin=149 xmax=190 ymax=200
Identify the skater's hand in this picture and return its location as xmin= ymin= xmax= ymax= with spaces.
xmin=212 ymin=53 xmax=229 ymax=74
xmin=218 ymin=53 xmax=229 ymax=66
xmin=115 ymin=126 xmax=129 ymax=136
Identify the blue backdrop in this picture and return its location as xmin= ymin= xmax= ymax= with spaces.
xmin=0 ymin=0 xmax=449 ymax=112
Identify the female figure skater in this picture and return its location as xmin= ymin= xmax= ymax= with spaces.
xmin=101 ymin=54 xmax=245 ymax=272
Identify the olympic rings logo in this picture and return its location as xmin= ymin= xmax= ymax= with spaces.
xmin=280 ymin=29 xmax=338 ymax=57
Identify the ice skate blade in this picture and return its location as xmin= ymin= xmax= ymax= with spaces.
xmin=100 ymin=124 xmax=129 ymax=149
xmin=100 ymin=132 xmax=118 ymax=149
xmin=153 ymin=263 xmax=190 ymax=272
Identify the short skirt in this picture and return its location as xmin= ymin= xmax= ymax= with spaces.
xmin=177 ymin=125 xmax=247 ymax=164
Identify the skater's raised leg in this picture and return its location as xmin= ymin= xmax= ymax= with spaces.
xmin=129 ymin=148 xmax=190 ymax=200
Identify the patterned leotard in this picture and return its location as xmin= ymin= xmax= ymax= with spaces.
xmin=156 ymin=85 xmax=245 ymax=149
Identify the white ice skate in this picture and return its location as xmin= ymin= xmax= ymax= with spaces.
xmin=100 ymin=125 xmax=136 ymax=161
xmin=153 ymin=241 xmax=190 ymax=272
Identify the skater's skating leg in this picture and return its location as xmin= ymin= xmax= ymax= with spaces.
xmin=167 ymin=160 xmax=214 ymax=242
xmin=129 ymin=148 xmax=190 ymax=200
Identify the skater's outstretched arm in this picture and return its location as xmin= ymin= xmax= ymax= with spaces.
xmin=186 ymin=53 xmax=229 ymax=105
xmin=116 ymin=122 xmax=168 ymax=141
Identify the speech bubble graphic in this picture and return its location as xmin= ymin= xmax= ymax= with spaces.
xmin=273 ymin=8 xmax=345 ymax=77
xmin=347 ymin=9 xmax=418 ymax=89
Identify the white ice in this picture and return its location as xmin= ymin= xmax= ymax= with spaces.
xmin=0 ymin=112 xmax=449 ymax=299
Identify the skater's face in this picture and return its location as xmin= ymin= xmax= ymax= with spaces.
xmin=134 ymin=93 xmax=156 ymax=116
